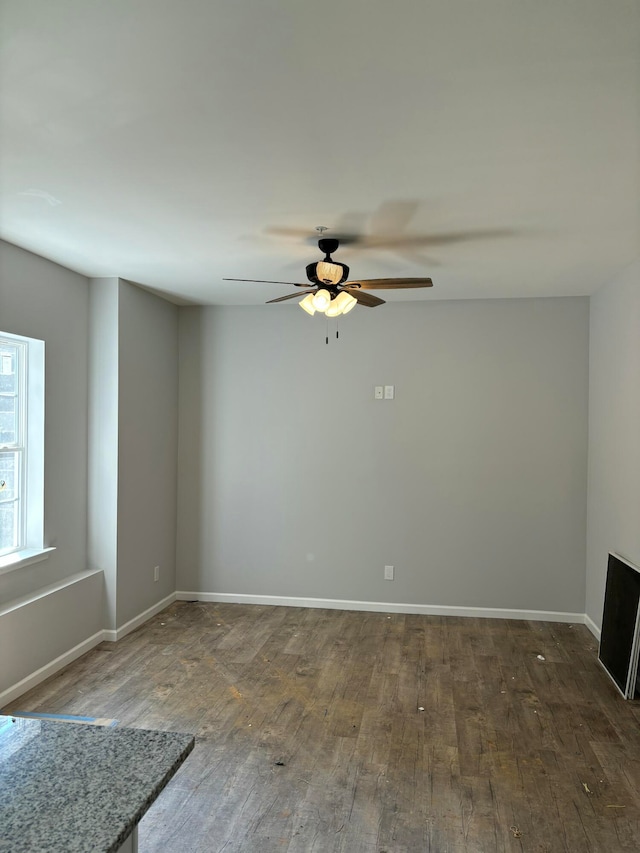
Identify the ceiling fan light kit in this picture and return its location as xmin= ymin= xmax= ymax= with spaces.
xmin=297 ymin=287 xmax=358 ymax=317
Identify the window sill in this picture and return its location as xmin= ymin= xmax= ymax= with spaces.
xmin=0 ymin=547 xmax=56 ymax=576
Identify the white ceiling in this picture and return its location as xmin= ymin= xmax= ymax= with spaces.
xmin=1 ymin=0 xmax=638 ymax=305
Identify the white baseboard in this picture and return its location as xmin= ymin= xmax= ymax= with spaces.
xmin=584 ymin=614 xmax=601 ymax=641
xmin=1 ymin=593 xmax=177 ymax=708
xmin=0 ymin=630 xmax=105 ymax=709
xmin=1 ymin=590 xmax=593 ymax=710
xmin=103 ymin=592 xmax=177 ymax=642
xmin=176 ymin=590 xmax=585 ymax=624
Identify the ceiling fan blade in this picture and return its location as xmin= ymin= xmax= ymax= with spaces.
xmin=223 ymin=278 xmax=307 ymax=286
xmin=345 ymin=277 xmax=433 ymax=290
xmin=344 ymin=288 xmax=385 ymax=307
xmin=360 ymin=228 xmax=515 ymax=250
xmin=263 ymin=226 xmax=321 ymax=246
xmin=336 ymin=228 xmax=514 ymax=252
xmin=369 ymin=200 xmax=420 ymax=236
xmin=266 ymin=290 xmax=314 ymax=304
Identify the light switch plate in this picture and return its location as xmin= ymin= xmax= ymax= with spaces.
xmin=374 ymin=386 xmax=384 ymax=399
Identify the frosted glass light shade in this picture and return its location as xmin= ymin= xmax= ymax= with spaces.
xmin=325 ymin=299 xmax=343 ymax=318
xmin=335 ymin=291 xmax=357 ymax=315
xmin=315 ymin=261 xmax=344 ymax=285
xmin=341 ymin=295 xmax=357 ymax=314
xmin=299 ymin=293 xmax=316 ymax=315
xmin=312 ymin=289 xmax=331 ymax=312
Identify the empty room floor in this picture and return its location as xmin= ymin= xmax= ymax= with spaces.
xmin=5 ymin=603 xmax=640 ymax=852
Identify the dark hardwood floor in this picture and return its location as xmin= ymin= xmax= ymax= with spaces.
xmin=5 ymin=603 xmax=640 ymax=851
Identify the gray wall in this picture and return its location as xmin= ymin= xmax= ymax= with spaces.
xmin=88 ymin=277 xmax=179 ymax=631
xmin=0 ymin=241 xmax=103 ymax=695
xmin=177 ymin=297 xmax=590 ymax=613
xmin=0 ymin=571 xmax=103 ymax=697
xmin=0 ymin=241 xmax=90 ymax=602
xmin=0 ymin=245 xmax=179 ymax=697
xmin=586 ymin=262 xmax=640 ymax=629
xmin=88 ymin=278 xmax=120 ymax=629
xmin=116 ymin=279 xmax=178 ymax=625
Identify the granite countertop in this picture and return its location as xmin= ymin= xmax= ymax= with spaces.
xmin=0 ymin=715 xmax=195 ymax=853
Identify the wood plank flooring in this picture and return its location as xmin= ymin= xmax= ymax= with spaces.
xmin=5 ymin=603 xmax=640 ymax=852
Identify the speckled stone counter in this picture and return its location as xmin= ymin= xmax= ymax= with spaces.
xmin=0 ymin=715 xmax=194 ymax=853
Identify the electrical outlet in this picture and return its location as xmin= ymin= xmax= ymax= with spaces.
xmin=384 ymin=385 xmax=395 ymax=400
xmin=384 ymin=565 xmax=394 ymax=581
xmin=153 ymin=565 xmax=160 ymax=582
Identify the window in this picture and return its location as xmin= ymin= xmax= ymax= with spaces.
xmin=0 ymin=331 xmax=48 ymax=572
xmin=0 ymin=337 xmax=25 ymax=555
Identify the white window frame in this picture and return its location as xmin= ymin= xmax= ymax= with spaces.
xmin=0 ymin=331 xmax=53 ymax=574
xmin=0 ymin=337 xmax=26 ymax=555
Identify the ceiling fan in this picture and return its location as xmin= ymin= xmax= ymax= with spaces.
xmin=224 ymin=228 xmax=433 ymax=317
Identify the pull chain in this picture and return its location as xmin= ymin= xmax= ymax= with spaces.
xmin=323 ymin=318 xmax=342 ymax=344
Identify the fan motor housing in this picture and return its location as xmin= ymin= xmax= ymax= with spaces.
xmin=318 ymin=237 xmax=340 ymax=255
